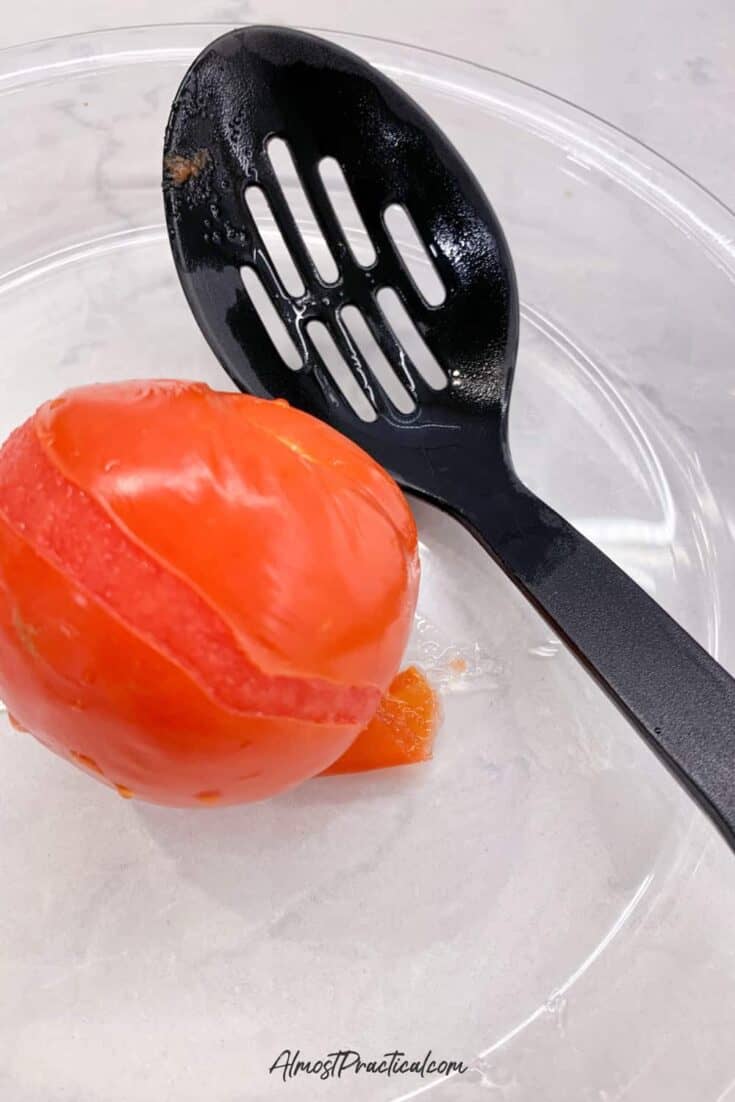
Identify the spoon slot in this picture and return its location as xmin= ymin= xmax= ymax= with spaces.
xmin=240 ymin=266 xmax=303 ymax=371
xmin=268 ymin=138 xmax=340 ymax=285
xmin=376 ymin=287 xmax=448 ymax=390
xmin=307 ymin=319 xmax=377 ymax=422
xmin=318 ymin=157 xmax=377 ymax=268
xmin=243 ymin=185 xmax=305 ymax=298
xmin=383 ymin=204 xmax=446 ymax=307
xmin=340 ymin=305 xmax=416 ymax=414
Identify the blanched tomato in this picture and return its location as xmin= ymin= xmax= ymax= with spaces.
xmin=0 ymin=381 xmax=419 ymax=806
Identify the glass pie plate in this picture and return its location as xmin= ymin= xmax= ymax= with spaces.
xmin=2 ymin=24 xmax=735 ymax=1102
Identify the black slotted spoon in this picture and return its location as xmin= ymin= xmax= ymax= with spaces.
xmin=163 ymin=25 xmax=735 ymax=849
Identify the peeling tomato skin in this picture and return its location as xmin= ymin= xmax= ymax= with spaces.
xmin=0 ymin=511 xmax=362 ymax=806
xmin=321 ymin=667 xmax=440 ymax=776
xmin=35 ymin=382 xmax=418 ymax=688
xmin=0 ymin=421 xmax=379 ymax=726
xmin=0 ymin=382 xmax=420 ymax=806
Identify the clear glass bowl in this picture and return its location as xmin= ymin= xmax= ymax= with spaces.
xmin=2 ymin=25 xmax=735 ymax=1102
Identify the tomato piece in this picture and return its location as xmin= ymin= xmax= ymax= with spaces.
xmin=322 ymin=666 xmax=440 ymax=775
xmin=0 ymin=382 xmax=419 ymax=805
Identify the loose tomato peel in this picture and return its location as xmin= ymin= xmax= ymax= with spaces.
xmin=322 ymin=666 xmax=440 ymax=775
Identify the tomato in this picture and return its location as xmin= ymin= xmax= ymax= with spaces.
xmin=0 ymin=381 xmax=419 ymax=806
xmin=322 ymin=666 xmax=439 ymax=775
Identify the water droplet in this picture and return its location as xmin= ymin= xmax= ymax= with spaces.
xmin=406 ymin=613 xmax=502 ymax=694
xmin=224 ymin=222 xmax=246 ymax=243
xmin=115 ymin=783 xmax=134 ymax=800
xmin=544 ymin=992 xmax=568 ymax=1036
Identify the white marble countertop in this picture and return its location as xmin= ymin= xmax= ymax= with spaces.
xmin=2 ymin=0 xmax=734 ymax=209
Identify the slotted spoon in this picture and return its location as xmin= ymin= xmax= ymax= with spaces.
xmin=163 ymin=24 xmax=735 ymax=849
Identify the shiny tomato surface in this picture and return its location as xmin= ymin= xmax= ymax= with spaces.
xmin=0 ymin=381 xmax=419 ymax=805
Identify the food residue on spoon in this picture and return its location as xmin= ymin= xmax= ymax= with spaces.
xmin=163 ymin=148 xmax=210 ymax=185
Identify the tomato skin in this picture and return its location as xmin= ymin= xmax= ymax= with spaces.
xmin=0 ymin=382 xmax=419 ymax=806
xmin=321 ymin=667 xmax=439 ymax=776
xmin=36 ymin=381 xmax=417 ymax=688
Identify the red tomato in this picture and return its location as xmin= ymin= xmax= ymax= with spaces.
xmin=0 ymin=381 xmax=419 ymax=806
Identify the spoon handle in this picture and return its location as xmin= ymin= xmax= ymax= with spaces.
xmin=465 ymin=477 xmax=735 ymax=850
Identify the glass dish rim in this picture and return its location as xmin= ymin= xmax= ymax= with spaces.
xmin=0 ymin=20 xmax=733 ymax=279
